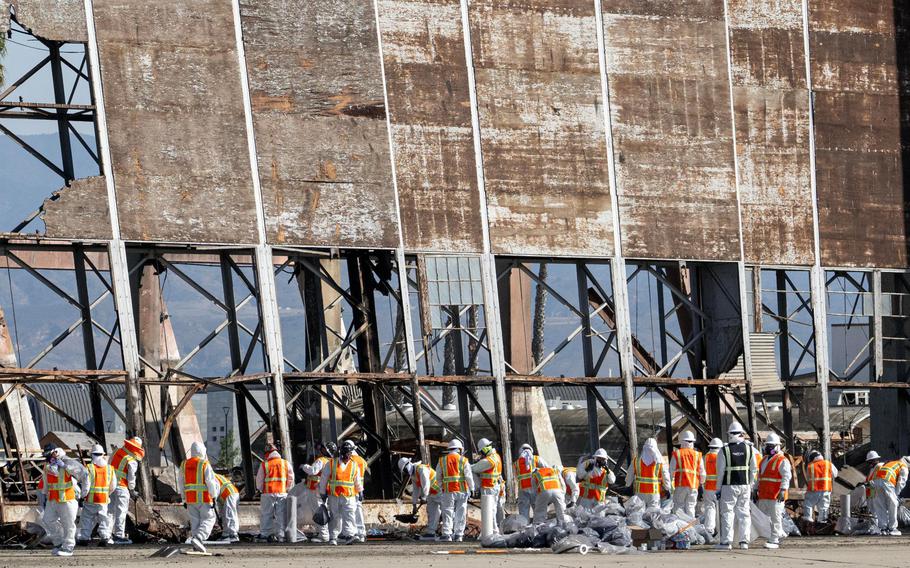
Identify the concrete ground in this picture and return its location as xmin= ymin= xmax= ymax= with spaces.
xmin=0 ymin=536 xmax=906 ymax=567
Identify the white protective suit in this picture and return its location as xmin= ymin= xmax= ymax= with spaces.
xmin=298 ymin=456 xmax=331 ymax=541
xmin=352 ymin=451 xmax=368 ymax=542
xmin=408 ymin=462 xmax=442 ymax=536
xmin=177 ymin=442 xmax=219 ymax=542
xmin=471 ymin=450 xmax=503 ymax=534
xmin=256 ymin=450 xmax=294 ymax=540
xmin=669 ymin=443 xmax=706 ymax=518
xmin=714 ymin=435 xmax=760 ymax=547
xmin=110 ymin=455 xmax=138 ymax=540
xmin=77 ymin=455 xmax=117 ymax=542
xmin=576 ymin=456 xmax=616 ymax=511
xmin=436 ymin=450 xmax=475 ymax=540
xmin=318 ymin=456 xmax=363 ymax=543
xmin=561 ymin=467 xmax=579 ymax=505
xmin=802 ymin=456 xmax=838 ymax=523
xmin=702 ymin=449 xmax=721 ymax=536
xmin=41 ymin=450 xmax=86 ymax=555
xmin=624 ymin=439 xmax=672 ymax=508
xmin=532 ymin=468 xmax=566 ymax=526
xmin=215 ymin=475 xmax=240 ymax=541
xmin=756 ymin=451 xmax=792 ymax=545
xmin=871 ymin=459 xmax=909 ymax=533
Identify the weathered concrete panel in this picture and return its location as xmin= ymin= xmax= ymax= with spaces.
xmin=469 ymin=0 xmax=614 ymax=257
xmin=809 ymin=0 xmax=907 ymax=268
xmin=728 ymin=0 xmax=814 ymax=265
xmin=41 ymin=177 xmax=113 ymax=240
xmin=377 ymin=0 xmax=483 ymax=253
xmin=3 ymin=0 xmax=86 ymax=41
xmin=93 ymin=1 xmax=258 ymax=244
xmin=239 ymin=0 xmax=398 ymax=248
xmin=602 ymin=1 xmax=740 ymax=261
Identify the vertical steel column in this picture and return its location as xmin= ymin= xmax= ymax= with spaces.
xmin=873 ymin=270 xmax=884 ymax=379
xmin=219 ymin=254 xmax=255 ymax=497
xmin=575 ymin=264 xmax=599 ymax=452
xmin=73 ymin=245 xmax=104 ymax=445
xmin=48 ymin=41 xmax=75 ymax=182
xmin=84 ymin=0 xmax=151 ymax=498
xmin=776 ymin=271 xmax=795 ymax=452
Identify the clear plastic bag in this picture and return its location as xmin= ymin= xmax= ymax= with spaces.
xmin=501 ymin=514 xmax=529 ymax=534
xmin=552 ymin=533 xmax=599 ymax=554
xmin=782 ymin=513 xmax=801 ymax=536
xmin=898 ymin=505 xmax=910 ymax=528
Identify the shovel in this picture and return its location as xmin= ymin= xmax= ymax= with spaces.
xmin=394 ymin=503 xmax=423 ymax=524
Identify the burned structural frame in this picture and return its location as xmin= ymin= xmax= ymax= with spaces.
xmin=0 ymin=0 xmax=909 ymax=501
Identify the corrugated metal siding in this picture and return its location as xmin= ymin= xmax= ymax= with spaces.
xmin=725 ymin=332 xmax=782 ymax=393
xmin=30 ymin=384 xmax=124 ymax=437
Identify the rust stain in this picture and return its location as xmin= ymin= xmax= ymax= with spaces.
xmin=252 ymin=93 xmax=294 ymax=112
xmin=320 ymin=161 xmax=338 ymax=181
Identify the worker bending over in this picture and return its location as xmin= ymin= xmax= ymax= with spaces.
xmin=436 ymin=439 xmax=474 ymax=542
xmin=870 ymin=455 xmax=909 ymax=535
xmin=669 ymin=430 xmax=705 ymax=518
xmin=256 ymin=444 xmax=294 ymax=542
xmin=863 ymin=451 xmax=883 ymax=508
xmin=109 ymin=436 xmax=144 ymax=544
xmin=299 ymin=442 xmax=335 ymax=543
xmin=532 ymin=464 xmax=566 ymax=526
xmin=471 ymin=438 xmax=503 ymax=534
xmin=756 ymin=433 xmax=791 ymax=549
xmin=42 ymin=447 xmax=86 ymax=557
xmin=215 ymin=472 xmax=240 ymax=543
xmin=398 ymin=457 xmax=442 ymax=540
xmin=802 ymin=450 xmax=837 ymax=525
xmin=702 ymin=438 xmax=723 ymax=540
xmin=576 ymin=449 xmax=615 ymax=512
xmin=77 ymin=444 xmax=116 ymax=546
xmin=714 ymin=422 xmax=759 ymax=550
xmin=513 ymin=443 xmax=547 ymax=520
xmin=625 ymin=438 xmax=671 ymax=508
xmin=319 ymin=440 xmax=363 ymax=545
xmin=178 ymin=442 xmax=219 ymax=547
xmin=560 ymin=465 xmax=579 ymax=507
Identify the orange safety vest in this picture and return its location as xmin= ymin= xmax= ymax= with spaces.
xmin=439 ymin=453 xmax=470 ymax=493
xmin=876 ymin=460 xmax=905 ymax=487
xmin=352 ymin=454 xmax=367 ymax=494
xmin=216 ymin=473 xmax=238 ymax=502
xmin=581 ymin=470 xmax=610 ymax=502
xmin=704 ymin=452 xmax=718 ymax=492
xmin=307 ymin=456 xmax=330 ymax=491
xmin=415 ymin=463 xmax=440 ymax=496
xmin=533 ymin=467 xmax=560 ymax=493
xmin=183 ymin=457 xmax=212 ymax=505
xmin=86 ymin=464 xmax=113 ymax=505
xmin=477 ymin=452 xmax=502 ymax=490
xmin=45 ymin=466 xmax=76 ymax=503
xmin=514 ymin=455 xmax=539 ymax=491
xmin=807 ymin=460 xmax=833 ymax=492
xmin=757 ymin=453 xmax=788 ymax=500
xmin=328 ymin=458 xmax=357 ymax=498
xmin=866 ymin=464 xmax=881 ymax=499
xmin=672 ymin=448 xmax=702 ymax=489
xmin=111 ymin=439 xmax=144 ymax=489
xmin=262 ymin=457 xmax=289 ymax=494
xmin=562 ymin=467 xmax=576 ymax=496
xmin=633 ymin=459 xmax=662 ymax=495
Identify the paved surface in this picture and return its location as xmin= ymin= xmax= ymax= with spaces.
xmin=1 ymin=537 xmax=906 ymax=567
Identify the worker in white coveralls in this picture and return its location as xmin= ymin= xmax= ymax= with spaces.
xmin=625 ymin=438 xmax=671 ymax=508
xmin=319 ymin=440 xmax=363 ymax=545
xmin=77 ymin=444 xmax=116 ymax=545
xmin=109 ymin=436 xmax=144 ymax=544
xmin=669 ymin=430 xmax=705 ymax=518
xmin=178 ymin=442 xmax=219 ymax=547
xmin=513 ymin=443 xmax=547 ymax=520
xmin=532 ymin=464 xmax=566 ymax=526
xmin=398 ymin=457 xmax=442 ymax=540
xmin=349 ymin=441 xmax=369 ymax=543
xmin=256 ymin=444 xmax=294 ymax=542
xmin=435 ymin=438 xmax=474 ymax=542
xmin=296 ymin=442 xmax=335 ymax=542
xmin=41 ymin=447 xmax=85 ymax=556
xmin=714 ymin=421 xmax=760 ymax=550
xmin=576 ymin=449 xmax=615 ymax=512
xmin=702 ymin=437 xmax=723 ymax=540
xmin=802 ymin=449 xmax=837 ymax=525
xmin=471 ymin=438 xmax=503 ymax=535
xmin=756 ymin=433 xmax=791 ymax=549
xmin=870 ymin=456 xmax=910 ymax=535
xmin=560 ymin=465 xmax=579 ymax=507
xmin=214 ymin=472 xmax=240 ymax=543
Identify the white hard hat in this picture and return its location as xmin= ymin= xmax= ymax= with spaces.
xmin=727 ymin=422 xmax=745 ymax=435
xmin=866 ymin=450 xmax=881 ymax=462
xmin=476 ymin=438 xmax=493 ymax=451
xmin=593 ymin=448 xmax=608 ymax=459
xmin=519 ymin=443 xmax=533 ymax=453
xmin=91 ymin=444 xmax=105 ymax=455
xmin=447 ymin=438 xmax=464 ymax=452
xmin=681 ymin=430 xmax=696 ymax=443
xmin=765 ymin=433 xmax=781 ymax=446
xmin=397 ymin=457 xmax=411 ymax=472
xmin=708 ymin=438 xmax=723 ymax=449
xmin=132 ymin=437 xmax=143 ymax=447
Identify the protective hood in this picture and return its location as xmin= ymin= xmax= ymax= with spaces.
xmin=267 ymin=450 xmax=281 ymax=461
xmin=680 ymin=440 xmax=694 ymax=449
xmin=812 ymin=453 xmax=824 ymax=463
xmin=641 ymin=438 xmax=662 ymax=466
xmin=520 ymin=448 xmax=533 ymax=464
xmin=190 ymin=441 xmax=207 ymax=458
xmin=92 ymin=455 xmax=108 ymax=467
xmin=406 ymin=461 xmax=419 ymax=475
xmin=728 ymin=433 xmax=745 ymax=444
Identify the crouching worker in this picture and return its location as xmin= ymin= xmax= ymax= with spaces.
xmin=576 ymin=449 xmax=615 ymax=512
xmin=179 ymin=442 xmax=219 ymax=548
xmin=215 ymin=472 xmax=240 ymax=543
xmin=532 ymin=465 xmax=566 ymax=526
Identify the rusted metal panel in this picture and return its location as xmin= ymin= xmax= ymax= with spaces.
xmin=602 ymin=1 xmax=740 ymax=261
xmin=4 ymin=0 xmax=86 ymax=41
xmin=41 ymin=177 xmax=113 ymax=240
xmin=239 ymin=0 xmax=399 ymax=249
xmin=728 ymin=0 xmax=814 ymax=266
xmin=469 ymin=0 xmax=615 ymax=257
xmin=377 ymin=0 xmax=484 ymax=253
xmin=93 ymin=1 xmax=258 ymax=244
xmin=809 ymin=0 xmax=907 ymax=268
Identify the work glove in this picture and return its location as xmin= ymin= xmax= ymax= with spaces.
xmin=585 ymin=462 xmax=594 ymax=472
xmin=182 ymin=502 xmax=187 ymax=509
xmin=130 ymin=490 xmax=140 ymax=500
xmin=566 ymin=500 xmax=575 ymax=509
xmin=358 ymin=493 xmax=364 ymax=502
xmin=777 ymin=490 xmax=786 ymax=503
xmin=697 ymin=487 xmax=704 ymax=500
